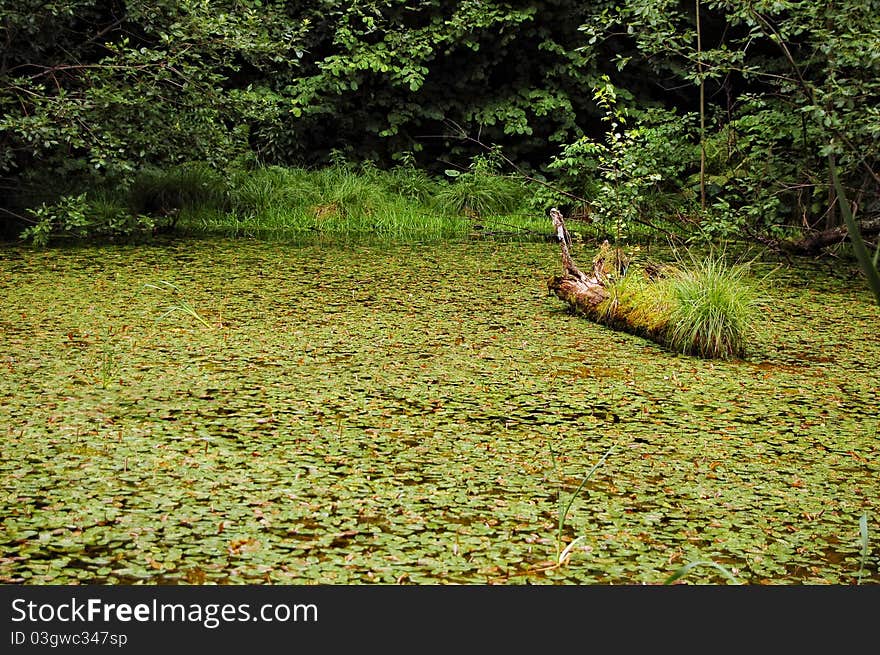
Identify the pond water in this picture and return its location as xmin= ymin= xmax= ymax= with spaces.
xmin=1 ymin=237 xmax=878 ymax=584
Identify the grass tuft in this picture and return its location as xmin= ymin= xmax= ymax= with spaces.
xmin=435 ymin=172 xmax=527 ymax=219
xmin=665 ymin=255 xmax=759 ymax=359
xmin=594 ymin=252 xmax=761 ymax=359
xmin=144 ymin=280 xmax=215 ymax=330
xmin=228 ymin=166 xmax=310 ymax=217
xmin=858 ymin=513 xmax=869 ymax=585
xmin=550 ymin=444 xmax=615 ymax=565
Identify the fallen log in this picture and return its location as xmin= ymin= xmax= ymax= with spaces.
xmin=547 ymin=207 xmax=641 ymax=320
xmin=758 ymin=217 xmax=880 ymax=255
xmin=546 ymin=208 xmax=755 ymax=359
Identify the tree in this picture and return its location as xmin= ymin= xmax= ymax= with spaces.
xmin=1 ymin=0 xmax=305 ymax=224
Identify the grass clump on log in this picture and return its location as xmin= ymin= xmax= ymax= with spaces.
xmin=597 ymin=269 xmax=674 ymax=338
xmin=548 ymin=209 xmax=760 ymax=359
xmin=664 ymin=256 xmax=759 ymax=358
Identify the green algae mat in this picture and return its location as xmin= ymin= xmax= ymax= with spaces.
xmin=1 ymin=238 xmax=877 ymax=584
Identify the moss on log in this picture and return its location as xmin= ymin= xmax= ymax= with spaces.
xmin=546 ymin=208 xmax=756 ymax=359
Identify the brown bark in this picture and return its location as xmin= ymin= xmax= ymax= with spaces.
xmin=772 ymin=216 xmax=880 ymax=255
xmin=547 ymin=208 xmax=613 ymax=314
xmin=546 ymin=209 xmax=679 ymax=356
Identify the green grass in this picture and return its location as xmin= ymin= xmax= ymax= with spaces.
xmin=552 ymin=445 xmax=615 ymax=565
xmin=858 ymin=512 xmax=870 ymax=585
xmin=19 ymin=162 xmax=623 ymax=244
xmin=664 ymin=255 xmax=760 ymax=359
xmin=596 ymin=253 xmax=761 ymax=359
xmin=597 ymin=268 xmax=675 ymax=335
xmin=435 ymin=171 xmax=528 ymax=219
xmin=372 ymin=163 xmax=439 ymax=203
xmin=143 ymin=280 xmax=215 ymax=330
xmin=228 ymin=166 xmax=310 ymax=217
xmin=171 ymin=163 xmax=543 ymax=241
xmin=664 ymin=559 xmax=742 ymax=585
xmin=16 ymin=162 xmax=549 ymax=245
xmin=129 ymin=162 xmax=228 ymax=216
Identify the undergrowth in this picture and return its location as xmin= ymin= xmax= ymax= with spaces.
xmin=176 ymin=162 xmax=542 ymax=240
xmin=18 ymin=162 xmax=550 ymax=244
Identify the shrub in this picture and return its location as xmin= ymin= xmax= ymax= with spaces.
xmin=21 ymin=193 xmax=159 ymax=246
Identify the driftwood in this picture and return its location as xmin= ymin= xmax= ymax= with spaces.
xmin=547 ymin=208 xmax=755 ymax=359
xmin=547 ymin=208 xmax=634 ymax=315
xmin=759 ymin=216 xmax=880 ymax=255
xmin=548 ymin=208 xmax=609 ymax=308
xmin=547 ymin=208 xmax=675 ymax=350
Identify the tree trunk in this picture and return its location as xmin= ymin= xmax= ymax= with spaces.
xmin=770 ymin=217 xmax=880 ymax=255
xmin=547 ymin=208 xmax=663 ymax=343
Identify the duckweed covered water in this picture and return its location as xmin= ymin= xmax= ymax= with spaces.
xmin=1 ymin=238 xmax=878 ymax=584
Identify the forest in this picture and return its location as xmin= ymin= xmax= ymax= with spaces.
xmin=0 ymin=1 xmax=878 ymax=586
xmin=2 ymin=0 xmax=879 ymax=254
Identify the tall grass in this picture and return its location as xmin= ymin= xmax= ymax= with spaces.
xmin=169 ymin=163 xmax=538 ymax=241
xmin=858 ymin=512 xmax=869 ymax=585
xmin=74 ymin=160 xmax=551 ymax=243
xmin=228 ymin=166 xmax=312 ymax=217
xmin=129 ymin=163 xmax=227 ymax=216
xmin=665 ymin=256 xmax=759 ymax=359
xmin=597 ymin=254 xmax=761 ymax=359
xmin=435 ymin=171 xmax=527 ymax=219
xmin=374 ymin=164 xmax=439 ymax=203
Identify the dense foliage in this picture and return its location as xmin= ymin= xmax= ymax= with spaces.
xmin=1 ymin=1 xmax=878 ymax=252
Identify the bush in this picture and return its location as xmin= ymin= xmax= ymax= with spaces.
xmin=21 ymin=193 xmax=160 ymax=246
